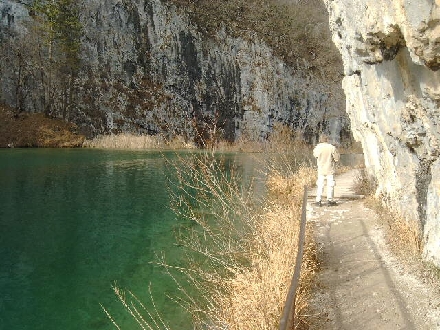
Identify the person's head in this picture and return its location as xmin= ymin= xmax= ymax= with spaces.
xmin=319 ymin=134 xmax=329 ymax=143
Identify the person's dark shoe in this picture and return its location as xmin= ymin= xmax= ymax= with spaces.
xmin=314 ymin=201 xmax=322 ymax=207
xmin=327 ymin=200 xmax=337 ymax=206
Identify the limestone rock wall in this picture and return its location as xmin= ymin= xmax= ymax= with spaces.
xmin=324 ymin=0 xmax=440 ymax=265
xmin=0 ymin=0 xmax=348 ymax=144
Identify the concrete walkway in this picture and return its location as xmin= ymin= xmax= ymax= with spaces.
xmin=305 ymin=169 xmax=440 ymax=330
xmin=307 ymin=169 xmax=363 ymax=202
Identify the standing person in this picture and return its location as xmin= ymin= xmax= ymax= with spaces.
xmin=313 ymin=134 xmax=340 ymax=206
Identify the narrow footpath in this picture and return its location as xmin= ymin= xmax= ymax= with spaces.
xmin=306 ymin=169 xmax=440 ymax=330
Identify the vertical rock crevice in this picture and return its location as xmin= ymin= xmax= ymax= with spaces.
xmin=415 ymin=159 xmax=433 ymax=233
xmin=0 ymin=0 xmax=349 ymax=145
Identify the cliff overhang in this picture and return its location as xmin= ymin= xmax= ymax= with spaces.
xmin=324 ymin=0 xmax=440 ymax=266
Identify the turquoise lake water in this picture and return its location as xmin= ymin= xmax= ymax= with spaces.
xmin=0 ymin=149 xmax=260 ymax=330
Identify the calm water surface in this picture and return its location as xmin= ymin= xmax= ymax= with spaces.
xmin=0 ymin=149 xmax=260 ymax=330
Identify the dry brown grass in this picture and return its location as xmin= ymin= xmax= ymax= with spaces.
xmin=259 ymin=165 xmax=318 ymax=329
xmin=213 ymin=125 xmax=312 ymax=154
xmin=267 ymin=164 xmax=316 ymax=202
xmin=365 ymin=197 xmax=422 ymax=259
xmin=83 ymin=133 xmax=196 ymax=150
xmin=0 ymin=104 xmax=85 ymax=147
xmin=360 ymin=196 xmax=440 ymax=301
xmin=351 ymin=169 xmax=422 ymax=256
xmin=107 ymin=152 xmax=318 ymax=329
xmin=168 ymin=155 xmax=317 ymax=329
xmin=353 ymin=168 xmax=377 ymax=196
xmin=338 ymin=141 xmax=364 ymax=155
xmin=84 ymin=122 xmax=315 ymax=155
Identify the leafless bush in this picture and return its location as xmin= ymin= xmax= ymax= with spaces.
xmin=353 ymin=168 xmax=377 ymax=196
xmin=106 ymin=152 xmax=317 ymax=329
xmin=166 ymin=153 xmax=318 ymax=329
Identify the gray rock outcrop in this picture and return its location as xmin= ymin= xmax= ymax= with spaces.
xmin=0 ymin=0 xmax=349 ymax=145
xmin=324 ymin=0 xmax=440 ymax=265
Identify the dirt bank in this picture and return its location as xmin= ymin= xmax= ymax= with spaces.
xmin=0 ymin=105 xmax=85 ymax=148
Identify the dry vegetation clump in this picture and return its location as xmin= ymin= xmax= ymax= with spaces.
xmin=214 ymin=122 xmax=315 ymax=154
xmin=83 ymin=133 xmax=197 ymax=150
xmin=352 ymin=169 xmax=440 ymax=293
xmin=108 ymin=152 xmax=318 ymax=329
xmin=353 ymin=168 xmax=377 ymax=196
xmin=84 ymin=122 xmax=316 ymax=154
xmin=264 ymin=165 xmax=319 ymax=328
xmin=354 ymin=169 xmax=421 ymax=254
xmin=339 ymin=141 xmax=364 ymax=155
xmin=266 ymin=123 xmax=311 ymax=154
xmin=365 ymin=197 xmax=422 ymax=262
xmin=169 ymin=154 xmax=318 ymax=329
xmin=267 ymin=162 xmax=316 ymax=201
xmin=362 ymin=196 xmax=440 ymax=299
xmin=214 ymin=138 xmax=265 ymax=153
xmin=359 ymin=168 xmax=437 ymax=284
xmin=0 ymin=104 xmax=85 ymax=147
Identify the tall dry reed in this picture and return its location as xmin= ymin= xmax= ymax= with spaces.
xmin=83 ymin=133 xmax=196 ymax=149
xmin=106 ymin=151 xmax=317 ymax=329
xmin=83 ymin=122 xmax=311 ymax=153
xmin=169 ymin=152 xmax=317 ymax=329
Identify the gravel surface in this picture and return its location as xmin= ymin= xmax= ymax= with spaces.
xmin=305 ymin=170 xmax=440 ymax=329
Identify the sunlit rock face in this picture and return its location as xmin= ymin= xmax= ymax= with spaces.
xmin=0 ymin=0 xmax=348 ymax=144
xmin=324 ymin=0 xmax=440 ymax=265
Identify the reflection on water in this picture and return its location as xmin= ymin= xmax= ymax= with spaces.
xmin=0 ymin=149 xmax=262 ymax=330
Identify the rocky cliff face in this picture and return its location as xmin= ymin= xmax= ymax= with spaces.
xmin=0 ymin=0 xmax=348 ymax=145
xmin=324 ymin=0 xmax=440 ymax=265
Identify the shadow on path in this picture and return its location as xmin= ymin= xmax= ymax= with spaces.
xmin=305 ymin=169 xmax=435 ymax=330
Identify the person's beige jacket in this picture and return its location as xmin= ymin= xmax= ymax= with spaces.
xmin=313 ymin=142 xmax=340 ymax=176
